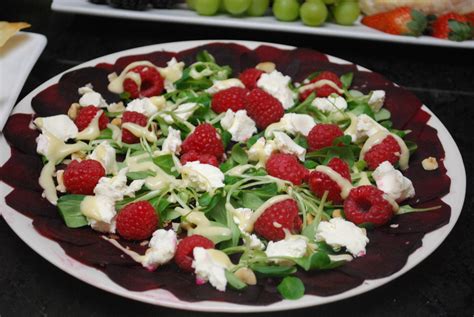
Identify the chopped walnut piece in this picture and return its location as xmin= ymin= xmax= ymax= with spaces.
xmin=67 ymin=103 xmax=81 ymax=120
xmin=422 ymin=157 xmax=438 ymax=171
xmin=234 ymin=267 xmax=257 ymax=285
xmin=255 ymin=62 xmax=276 ymax=73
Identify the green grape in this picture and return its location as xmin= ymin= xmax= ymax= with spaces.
xmin=224 ymin=0 xmax=252 ymax=15
xmin=300 ymin=0 xmax=327 ymax=26
xmin=246 ymin=0 xmax=270 ymax=16
xmin=186 ymin=0 xmax=196 ymax=9
xmin=321 ymin=0 xmax=335 ymax=4
xmin=195 ymin=0 xmax=220 ymax=15
xmin=273 ymin=0 xmax=300 ymax=22
xmin=332 ymin=0 xmax=360 ymax=25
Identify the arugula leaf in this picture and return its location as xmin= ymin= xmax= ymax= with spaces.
xmin=340 ymin=72 xmax=354 ymax=89
xmin=96 ymin=128 xmax=113 ymax=140
xmin=250 ymin=183 xmax=279 ymax=199
xmin=294 ymin=134 xmax=308 ymax=149
xmin=348 ymin=101 xmax=375 ymax=118
xmin=241 ymin=192 xmax=264 ymax=210
xmin=206 ymin=196 xmax=227 ymax=225
xmin=57 ymin=195 xmax=88 ymax=228
xmin=374 ymin=108 xmax=391 ymax=121
xmin=251 ymin=264 xmax=297 ymax=277
xmin=126 ymin=170 xmax=156 ymax=180
xmin=220 ymin=159 xmax=236 ymax=173
xmin=153 ymin=154 xmax=179 ymax=177
xmin=196 ymin=50 xmax=216 ymax=63
xmin=221 ymin=130 xmax=232 ymax=148
xmin=277 ymin=276 xmax=305 ymax=300
xmin=246 ymin=131 xmax=264 ymax=148
xmin=231 ymin=144 xmax=248 ymax=165
xmin=225 ymin=270 xmax=247 ymax=290
xmin=294 ymin=252 xmax=331 ymax=271
xmin=304 ymin=160 xmax=317 ymax=169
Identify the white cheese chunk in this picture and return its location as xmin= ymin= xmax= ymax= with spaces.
xmin=257 ymin=70 xmax=295 ymax=109
xmin=35 ymin=115 xmax=78 ymax=141
xmin=273 ymin=131 xmax=306 ymax=161
xmin=265 ymin=236 xmax=307 ymax=259
xmin=126 ymin=97 xmax=159 ymax=117
xmin=220 ymin=110 xmax=257 ymax=142
xmin=192 ymin=247 xmax=230 ymax=292
xmin=206 ymin=78 xmax=244 ymax=95
xmin=265 ymin=113 xmax=316 ymax=137
xmin=78 ymin=84 xmax=108 ymax=108
xmin=368 ymin=90 xmax=386 ymax=112
xmin=88 ymin=141 xmax=117 ymax=175
xmin=373 ymin=161 xmax=415 ymax=202
xmin=141 ymin=229 xmax=178 ymax=269
xmin=312 ymin=95 xmax=348 ymax=113
xmin=346 ymin=114 xmax=388 ymax=143
xmin=161 ymin=127 xmax=182 ymax=155
xmin=180 ymin=161 xmax=225 ymax=192
xmin=94 ymin=168 xmax=145 ymax=201
xmin=162 ymin=102 xmax=198 ymax=124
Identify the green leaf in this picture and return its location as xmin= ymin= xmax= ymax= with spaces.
xmin=304 ymin=160 xmax=317 ymax=169
xmin=348 ymin=101 xmax=375 ymax=118
xmin=196 ymin=50 xmax=216 ymax=63
xmin=153 ymin=154 xmax=179 ymax=177
xmin=225 ymin=269 xmax=247 ymax=290
xmin=219 ymin=159 xmax=236 ymax=173
xmin=405 ymin=140 xmax=418 ymax=154
xmin=374 ymin=108 xmax=391 ymax=121
xmin=397 ymin=204 xmax=441 ymax=215
xmin=119 ymin=91 xmax=131 ymax=102
xmin=333 ymin=135 xmax=352 ymax=146
xmin=206 ymin=196 xmax=227 ymax=225
xmin=294 ymin=134 xmax=308 ymax=149
xmin=126 ymin=170 xmax=156 ymax=180
xmin=231 ymin=144 xmax=248 ymax=165
xmin=246 ymin=131 xmax=264 ymax=147
xmin=251 ymin=183 xmax=279 ymax=199
xmin=294 ymin=252 xmax=331 ymax=271
xmin=277 ymin=276 xmax=305 ymax=300
xmin=251 ymin=264 xmax=297 ymax=277
xmin=354 ymin=159 xmax=367 ymax=171
xmin=241 ymin=192 xmax=264 ymax=210
xmin=340 ymin=72 xmax=354 ymax=89
xmin=57 ymin=195 xmax=88 ymax=228
xmin=96 ymin=128 xmax=113 ymax=140
xmin=221 ymin=130 xmax=232 ymax=148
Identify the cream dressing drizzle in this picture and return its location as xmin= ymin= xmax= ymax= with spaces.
xmin=315 ymin=165 xmax=353 ymax=199
xmin=298 ymin=79 xmax=345 ymax=95
xmin=359 ymin=131 xmax=410 ymax=170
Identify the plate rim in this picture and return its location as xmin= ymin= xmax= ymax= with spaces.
xmin=0 ymin=39 xmax=467 ymax=313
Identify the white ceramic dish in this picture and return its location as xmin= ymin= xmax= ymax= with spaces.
xmin=0 ymin=32 xmax=47 ymax=131
xmin=0 ymin=40 xmax=466 ymax=312
xmin=51 ymin=0 xmax=474 ymax=49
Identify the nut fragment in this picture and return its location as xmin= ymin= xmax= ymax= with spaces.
xmin=422 ymin=157 xmax=438 ymax=171
xmin=111 ymin=117 xmax=122 ymax=127
xmin=332 ymin=209 xmax=342 ymax=218
xmin=234 ymin=267 xmax=257 ymax=285
xmin=255 ymin=62 xmax=276 ymax=73
xmin=107 ymin=101 xmax=125 ymax=113
xmin=306 ymin=213 xmax=314 ymax=225
xmin=71 ymin=151 xmax=86 ymax=161
xmin=67 ymin=103 xmax=81 ymax=120
xmin=55 ymin=169 xmax=66 ymax=193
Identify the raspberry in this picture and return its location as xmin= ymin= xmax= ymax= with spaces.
xmin=254 ymin=199 xmax=302 ymax=241
xmin=181 ymin=123 xmax=224 ymax=159
xmin=266 ymin=153 xmax=308 ymax=185
xmin=344 ymin=185 xmax=394 ymax=226
xmin=121 ymin=111 xmax=149 ymax=144
xmin=74 ymin=106 xmax=109 ymax=132
xmin=300 ymin=71 xmax=343 ymax=101
xmin=63 ymin=159 xmax=105 ymax=195
xmin=116 ymin=201 xmax=158 ymax=240
xmin=180 ymin=150 xmax=219 ymax=167
xmin=364 ymin=135 xmax=401 ymax=170
xmin=239 ymin=68 xmax=264 ymax=90
xmin=308 ymin=158 xmax=351 ymax=204
xmin=307 ymin=124 xmax=344 ymax=151
xmin=245 ymin=88 xmax=284 ymax=129
xmin=123 ymin=65 xmax=165 ymax=99
xmin=211 ymin=87 xmax=248 ymax=114
xmin=174 ymin=235 xmax=214 ymax=272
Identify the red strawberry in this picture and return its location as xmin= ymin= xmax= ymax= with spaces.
xmin=239 ymin=68 xmax=264 ymax=90
xmin=63 ymin=159 xmax=105 ymax=195
xmin=307 ymin=123 xmax=344 ymax=151
xmin=431 ymin=12 xmax=473 ymax=41
xmin=344 ymin=185 xmax=394 ymax=226
xmin=75 ymin=106 xmax=109 ymax=131
xmin=245 ymin=88 xmax=284 ymax=129
xmin=254 ymin=199 xmax=302 ymax=241
xmin=116 ymin=201 xmax=158 ymax=240
xmin=299 ymin=71 xmax=343 ymax=101
xmin=266 ymin=153 xmax=309 ymax=185
xmin=364 ymin=135 xmax=401 ymax=170
xmin=181 ymin=123 xmax=224 ymax=159
xmin=211 ymin=87 xmax=248 ymax=114
xmin=308 ymin=158 xmax=351 ymax=204
xmin=121 ymin=111 xmax=149 ymax=144
xmin=361 ymin=7 xmax=427 ymax=37
xmin=174 ymin=235 xmax=214 ymax=272
xmin=123 ymin=65 xmax=165 ymax=99
xmin=180 ymin=150 xmax=219 ymax=167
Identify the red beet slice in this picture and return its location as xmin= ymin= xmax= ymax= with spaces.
xmin=0 ymin=149 xmax=42 ymax=192
xmin=3 ymin=113 xmax=39 ymax=155
xmin=5 ymin=188 xmax=57 ymax=218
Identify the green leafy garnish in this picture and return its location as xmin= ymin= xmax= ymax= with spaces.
xmin=57 ymin=195 xmax=88 ymax=228
xmin=277 ymin=276 xmax=305 ymax=300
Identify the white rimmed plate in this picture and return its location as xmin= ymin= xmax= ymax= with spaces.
xmin=0 ymin=40 xmax=466 ymax=313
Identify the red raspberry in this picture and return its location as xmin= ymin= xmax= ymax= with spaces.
xmin=245 ymin=88 xmax=284 ymax=129
xmin=121 ymin=111 xmax=149 ymax=144
xmin=239 ymin=68 xmax=264 ymax=90
xmin=266 ymin=153 xmax=308 ymax=185
xmin=344 ymin=185 xmax=394 ymax=226
xmin=174 ymin=235 xmax=214 ymax=272
xmin=74 ymin=106 xmax=109 ymax=132
xmin=181 ymin=123 xmax=224 ymax=159
xmin=123 ymin=65 xmax=165 ymax=99
xmin=63 ymin=159 xmax=105 ymax=195
xmin=211 ymin=87 xmax=248 ymax=114
xmin=116 ymin=201 xmax=158 ymax=240
xmin=364 ymin=135 xmax=401 ymax=170
xmin=254 ymin=199 xmax=302 ymax=241
xmin=180 ymin=150 xmax=219 ymax=167
xmin=300 ymin=71 xmax=343 ymax=101
xmin=307 ymin=124 xmax=344 ymax=151
xmin=308 ymin=158 xmax=351 ymax=205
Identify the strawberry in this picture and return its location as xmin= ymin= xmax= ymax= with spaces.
xmin=307 ymin=123 xmax=344 ymax=151
xmin=180 ymin=150 xmax=219 ymax=167
xmin=266 ymin=153 xmax=309 ymax=185
xmin=431 ymin=12 xmax=473 ymax=41
xmin=254 ymin=199 xmax=302 ymax=241
xmin=123 ymin=65 xmax=165 ymax=99
xmin=245 ymin=88 xmax=284 ymax=129
xmin=211 ymin=87 xmax=248 ymax=114
xmin=239 ymin=68 xmax=264 ymax=90
xmin=344 ymin=185 xmax=394 ymax=226
xmin=116 ymin=201 xmax=158 ymax=240
xmin=361 ymin=7 xmax=427 ymax=37
xmin=299 ymin=71 xmax=343 ymax=101
xmin=308 ymin=158 xmax=351 ymax=205
xmin=363 ymin=135 xmax=401 ymax=170
xmin=121 ymin=111 xmax=149 ymax=144
xmin=63 ymin=159 xmax=105 ymax=195
xmin=174 ymin=235 xmax=214 ymax=272
xmin=181 ymin=123 xmax=224 ymax=159
xmin=74 ymin=105 xmax=109 ymax=131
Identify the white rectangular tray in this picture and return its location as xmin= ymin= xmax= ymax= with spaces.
xmin=51 ymin=0 xmax=474 ymax=49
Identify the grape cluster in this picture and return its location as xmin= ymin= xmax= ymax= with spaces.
xmin=187 ymin=0 xmax=360 ymax=26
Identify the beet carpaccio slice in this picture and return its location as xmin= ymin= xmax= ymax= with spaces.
xmin=0 ymin=43 xmax=452 ymax=305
